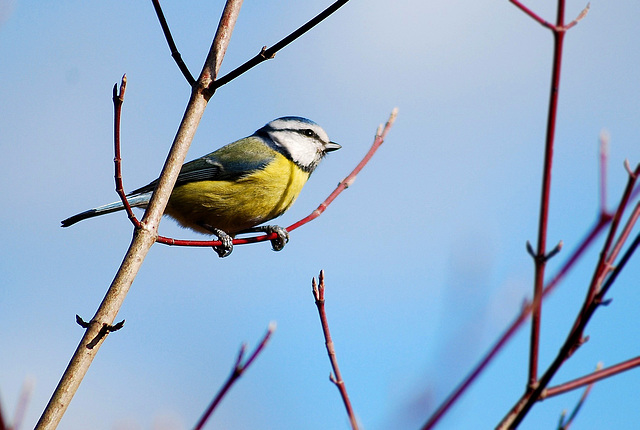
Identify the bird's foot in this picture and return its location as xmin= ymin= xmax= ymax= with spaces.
xmin=242 ymin=225 xmax=290 ymax=252
xmin=203 ymin=226 xmax=234 ymax=258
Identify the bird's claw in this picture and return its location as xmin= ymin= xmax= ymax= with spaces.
xmin=263 ymin=225 xmax=289 ymax=252
xmin=205 ymin=226 xmax=234 ymax=258
xmin=240 ymin=225 xmax=290 ymax=252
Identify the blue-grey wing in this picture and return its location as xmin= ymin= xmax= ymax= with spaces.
xmin=128 ymin=136 xmax=275 ymax=195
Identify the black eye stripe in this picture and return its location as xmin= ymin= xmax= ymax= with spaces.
xmin=270 ymin=127 xmax=324 ymax=142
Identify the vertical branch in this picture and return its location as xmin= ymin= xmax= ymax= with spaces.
xmin=312 ymin=271 xmax=359 ymax=430
xmin=421 ymin=212 xmax=608 ymax=430
xmin=498 ymin=164 xmax=640 ymax=429
xmin=112 ymin=76 xmax=141 ymax=227
xmin=528 ymin=0 xmax=566 ymax=388
xmin=34 ymin=2 xmax=243 ymax=429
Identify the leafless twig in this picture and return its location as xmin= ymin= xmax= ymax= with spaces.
xmin=193 ymin=323 xmax=276 ymax=430
xmin=312 ymin=271 xmax=359 ymax=430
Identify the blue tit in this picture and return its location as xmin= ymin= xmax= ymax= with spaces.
xmin=61 ymin=117 xmax=341 ymax=257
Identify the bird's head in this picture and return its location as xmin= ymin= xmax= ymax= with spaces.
xmin=256 ymin=116 xmax=341 ymax=172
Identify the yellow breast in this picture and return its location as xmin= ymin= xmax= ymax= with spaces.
xmin=165 ymin=153 xmax=310 ymax=235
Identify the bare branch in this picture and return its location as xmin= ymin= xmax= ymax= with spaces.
xmin=527 ymin=0 xmax=570 ymax=389
xmin=423 ymin=213 xmax=611 ymax=430
xmin=213 ymin=0 xmax=352 ymax=89
xmin=499 ymin=166 xmax=640 ymax=428
xmin=151 ymin=0 xmax=196 ymax=86
xmin=556 ymin=364 xmax=599 ymax=430
xmin=312 ymin=271 xmax=359 ymax=430
xmin=112 ymin=75 xmax=142 ymax=229
xmin=193 ymin=323 xmax=275 ymax=430
xmin=544 ymin=358 xmax=640 ymax=399
xmin=35 ymin=2 xmax=244 ymax=428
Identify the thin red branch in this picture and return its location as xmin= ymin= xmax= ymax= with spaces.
xmin=528 ymin=0 xmax=566 ymax=389
xmin=556 ymin=365 xmax=598 ymax=430
xmin=421 ymin=210 xmax=610 ymax=430
xmin=154 ymin=109 xmax=398 ymax=249
xmin=509 ymin=0 xmax=555 ymax=29
xmin=192 ymin=323 xmax=275 ymax=430
xmin=579 ymin=164 xmax=640 ymax=321
xmin=499 ymin=165 xmax=640 ymax=429
xmin=563 ymin=3 xmax=590 ymax=31
xmin=112 ymin=75 xmax=141 ymax=229
xmin=544 ymin=357 xmax=640 ymax=399
xmin=312 ymin=270 xmax=359 ymax=430
xmin=607 ymin=200 xmax=640 ymax=268
xmin=288 ymin=108 xmax=397 ymax=233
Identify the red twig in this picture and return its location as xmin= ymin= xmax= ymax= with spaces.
xmin=288 ymin=108 xmax=397 ymax=233
xmin=526 ymin=0 xmax=567 ymax=388
xmin=499 ymin=164 xmax=640 ymax=429
xmin=421 ymin=211 xmax=610 ymax=430
xmin=575 ymin=163 xmax=640 ymax=333
xmin=555 ymin=364 xmax=599 ymax=430
xmin=192 ymin=323 xmax=275 ymax=430
xmin=509 ymin=0 xmax=591 ymax=391
xmin=112 ymin=75 xmax=141 ymax=229
xmin=544 ymin=357 xmax=640 ymax=399
xmin=607 ymin=199 xmax=640 ymax=266
xmin=312 ymin=271 xmax=359 ymax=430
xmin=154 ymin=109 xmax=398 ymax=249
xmin=423 ymin=139 xmax=622 ymax=429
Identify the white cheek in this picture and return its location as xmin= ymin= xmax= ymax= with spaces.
xmin=288 ymin=141 xmax=320 ymax=167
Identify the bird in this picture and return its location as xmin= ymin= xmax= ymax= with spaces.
xmin=61 ymin=116 xmax=341 ymax=257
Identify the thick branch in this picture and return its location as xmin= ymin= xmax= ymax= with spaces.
xmin=34 ymin=2 xmax=243 ymax=429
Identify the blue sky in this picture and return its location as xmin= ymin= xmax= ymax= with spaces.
xmin=2 ymin=1 xmax=640 ymax=429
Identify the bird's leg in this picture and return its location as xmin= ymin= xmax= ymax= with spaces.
xmin=240 ymin=225 xmax=290 ymax=252
xmin=199 ymin=224 xmax=234 ymax=258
